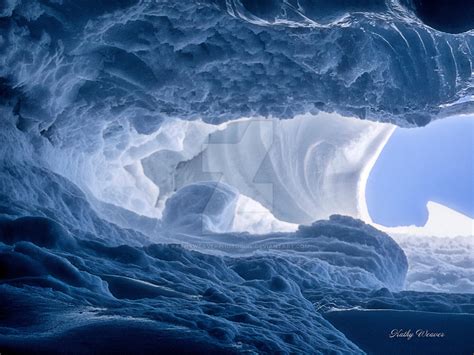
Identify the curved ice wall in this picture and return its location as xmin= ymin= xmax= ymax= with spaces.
xmin=1 ymin=0 xmax=473 ymax=136
xmin=1 ymin=0 xmax=472 ymax=230
xmin=15 ymin=112 xmax=393 ymax=228
xmin=0 ymin=1 xmax=473 ymax=352
xmin=167 ymin=113 xmax=394 ymax=225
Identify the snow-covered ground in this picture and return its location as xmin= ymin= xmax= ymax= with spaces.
xmin=1 ymin=0 xmax=473 ymax=353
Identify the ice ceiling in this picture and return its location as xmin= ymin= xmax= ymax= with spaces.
xmin=0 ymin=1 xmax=473 ymax=353
xmin=1 ymin=0 xmax=473 ymax=225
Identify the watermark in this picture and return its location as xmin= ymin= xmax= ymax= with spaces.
xmin=389 ymin=329 xmax=445 ymax=340
xmin=193 ymin=119 xmax=277 ymax=234
xmin=171 ymin=242 xmax=312 ymax=251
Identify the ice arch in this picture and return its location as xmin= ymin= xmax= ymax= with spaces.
xmin=140 ymin=112 xmax=394 ymax=226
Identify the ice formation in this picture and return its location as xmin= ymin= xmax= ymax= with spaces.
xmin=1 ymin=0 xmax=473 ymax=353
xmin=379 ymin=201 xmax=474 ymax=238
xmin=171 ymin=113 xmax=394 ymax=225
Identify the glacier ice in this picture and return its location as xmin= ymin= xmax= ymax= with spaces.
xmin=0 ymin=160 xmax=411 ymax=353
xmin=162 ymin=181 xmax=239 ymax=233
xmin=376 ymin=201 xmax=474 ymax=238
xmin=1 ymin=0 xmax=473 ymax=149
xmin=393 ymin=233 xmax=474 ymax=294
xmin=169 ymin=112 xmax=394 ymax=225
xmin=1 ymin=0 xmax=473 ymax=353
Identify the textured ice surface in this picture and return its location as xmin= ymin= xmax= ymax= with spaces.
xmin=1 ymin=0 xmax=473 ymax=353
xmin=1 ymin=0 xmax=473 ymax=142
xmin=393 ymin=234 xmax=474 ymax=293
xmin=0 ymin=163 xmax=411 ymax=353
xmin=1 ymin=0 xmax=473 ymax=221
xmin=171 ymin=113 xmax=393 ymax=225
xmin=162 ymin=181 xmax=239 ymax=233
xmin=0 ymin=158 xmax=471 ymax=353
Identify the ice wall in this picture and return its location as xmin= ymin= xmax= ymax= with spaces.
xmin=1 ymin=0 xmax=472 ymax=227
xmin=1 ymin=1 xmax=473 ymax=352
xmin=165 ymin=113 xmax=394 ymax=225
xmin=0 ymin=159 xmax=410 ymax=353
xmin=1 ymin=0 xmax=473 ymax=154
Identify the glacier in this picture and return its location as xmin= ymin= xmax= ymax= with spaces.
xmin=1 ymin=0 xmax=474 ymax=354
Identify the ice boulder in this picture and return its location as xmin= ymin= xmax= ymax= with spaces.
xmin=162 ymin=182 xmax=239 ymax=234
xmin=298 ymin=215 xmax=409 ymax=289
xmin=0 ymin=216 xmax=77 ymax=250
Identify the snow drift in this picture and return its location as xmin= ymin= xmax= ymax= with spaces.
xmin=1 ymin=0 xmax=473 ymax=353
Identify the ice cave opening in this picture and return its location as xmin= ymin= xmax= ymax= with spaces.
xmin=59 ymin=110 xmax=471 ymax=295
xmin=64 ymin=110 xmax=472 ymax=240
xmin=58 ymin=112 xmax=394 ymax=233
xmin=366 ymin=114 xmax=474 ymax=236
xmin=1 ymin=0 xmax=474 ymax=352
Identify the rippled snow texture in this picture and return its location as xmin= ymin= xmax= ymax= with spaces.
xmin=1 ymin=0 xmax=474 ymax=353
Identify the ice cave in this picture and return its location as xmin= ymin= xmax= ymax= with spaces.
xmin=0 ymin=0 xmax=473 ymax=354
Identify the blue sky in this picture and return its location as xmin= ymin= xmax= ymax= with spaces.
xmin=366 ymin=115 xmax=474 ymax=227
